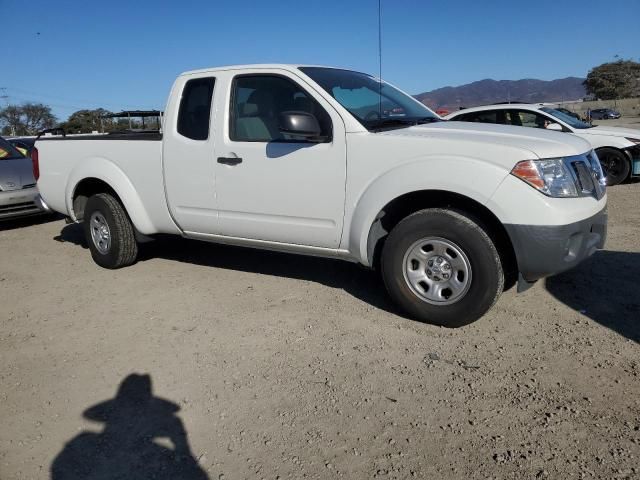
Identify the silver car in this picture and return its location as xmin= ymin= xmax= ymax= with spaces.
xmin=0 ymin=137 xmax=51 ymax=220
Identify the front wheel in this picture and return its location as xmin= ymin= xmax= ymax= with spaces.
xmin=596 ymin=147 xmax=630 ymax=186
xmin=83 ymin=193 xmax=138 ymax=269
xmin=381 ymin=209 xmax=504 ymax=327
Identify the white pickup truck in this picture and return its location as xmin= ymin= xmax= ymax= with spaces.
xmin=35 ymin=64 xmax=607 ymax=327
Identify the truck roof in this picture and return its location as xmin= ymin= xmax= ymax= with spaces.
xmin=180 ymin=64 xmax=353 ymax=76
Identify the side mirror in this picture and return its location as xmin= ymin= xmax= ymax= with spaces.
xmin=546 ymin=122 xmax=563 ymax=132
xmin=278 ymin=111 xmax=323 ymax=140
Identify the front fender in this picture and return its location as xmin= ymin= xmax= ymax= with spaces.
xmin=66 ymin=157 xmax=157 ymax=235
xmin=587 ymin=136 xmax=636 ymax=151
xmin=347 ymin=156 xmax=509 ymax=265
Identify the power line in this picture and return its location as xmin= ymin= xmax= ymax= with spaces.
xmin=6 ymin=93 xmax=92 ymax=112
xmin=2 ymin=86 xmax=158 ymax=111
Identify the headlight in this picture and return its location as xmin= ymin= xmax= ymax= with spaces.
xmin=511 ymin=153 xmax=606 ymax=199
xmin=511 ymin=158 xmax=578 ymax=197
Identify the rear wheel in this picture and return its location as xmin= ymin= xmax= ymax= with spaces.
xmin=597 ymin=147 xmax=630 ymax=186
xmin=83 ymin=193 xmax=138 ymax=269
xmin=381 ymin=208 xmax=504 ymax=327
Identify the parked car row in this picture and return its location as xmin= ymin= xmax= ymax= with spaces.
xmin=445 ymin=104 xmax=640 ymax=186
xmin=554 ymin=108 xmax=623 ymax=121
xmin=589 ymin=108 xmax=622 ymax=120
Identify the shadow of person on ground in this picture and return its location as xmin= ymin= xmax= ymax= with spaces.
xmin=546 ymin=250 xmax=640 ymax=343
xmin=50 ymin=374 xmax=208 ymax=480
xmin=55 ymin=223 xmax=398 ymax=316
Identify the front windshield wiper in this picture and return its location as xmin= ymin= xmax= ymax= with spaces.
xmin=415 ymin=117 xmax=443 ymax=124
xmin=368 ymin=116 xmax=442 ymax=131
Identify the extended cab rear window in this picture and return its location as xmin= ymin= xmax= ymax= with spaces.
xmin=177 ymin=77 xmax=215 ymax=140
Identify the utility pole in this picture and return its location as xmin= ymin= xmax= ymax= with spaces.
xmin=0 ymin=87 xmax=16 ymax=136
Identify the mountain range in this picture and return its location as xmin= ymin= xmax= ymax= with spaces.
xmin=414 ymin=77 xmax=586 ymax=111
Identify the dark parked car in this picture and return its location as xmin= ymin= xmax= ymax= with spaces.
xmin=590 ymin=108 xmax=621 ymax=120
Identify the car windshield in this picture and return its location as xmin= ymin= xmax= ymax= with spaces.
xmin=300 ymin=67 xmax=441 ymax=131
xmin=540 ymin=107 xmax=593 ymax=130
xmin=0 ymin=138 xmax=25 ymax=160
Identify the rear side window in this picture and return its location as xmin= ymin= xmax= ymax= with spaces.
xmin=456 ymin=110 xmax=504 ymax=124
xmin=177 ymin=77 xmax=215 ymax=140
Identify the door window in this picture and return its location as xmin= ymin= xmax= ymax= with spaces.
xmin=230 ymin=75 xmax=332 ymax=142
xmin=177 ymin=77 xmax=215 ymax=140
xmin=507 ymin=110 xmax=551 ymax=129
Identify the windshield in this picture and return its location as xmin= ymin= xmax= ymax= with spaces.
xmin=300 ymin=67 xmax=440 ymax=130
xmin=0 ymin=138 xmax=25 ymax=160
xmin=541 ymin=107 xmax=593 ymax=130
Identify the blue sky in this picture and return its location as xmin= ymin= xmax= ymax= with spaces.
xmin=2 ymin=0 xmax=638 ymax=120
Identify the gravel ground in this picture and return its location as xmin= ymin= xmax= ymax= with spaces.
xmin=1 ymin=183 xmax=638 ymax=480
xmin=591 ymin=117 xmax=640 ymax=129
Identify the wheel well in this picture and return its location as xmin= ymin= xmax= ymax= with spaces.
xmin=367 ymin=190 xmax=518 ymax=289
xmin=595 ymin=146 xmax=633 ymax=181
xmin=595 ymin=146 xmax=630 ymax=157
xmin=72 ymin=178 xmax=120 ymax=221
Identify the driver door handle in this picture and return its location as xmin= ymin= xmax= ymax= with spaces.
xmin=217 ymin=156 xmax=243 ymax=165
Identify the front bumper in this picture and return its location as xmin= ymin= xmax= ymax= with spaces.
xmin=505 ymin=206 xmax=607 ymax=287
xmin=0 ymin=188 xmax=51 ymax=220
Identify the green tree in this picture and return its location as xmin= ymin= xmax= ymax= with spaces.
xmin=59 ymin=108 xmax=115 ymax=134
xmin=584 ymin=60 xmax=640 ymax=100
xmin=0 ymin=103 xmax=57 ymax=136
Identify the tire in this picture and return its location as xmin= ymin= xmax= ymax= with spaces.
xmin=83 ymin=193 xmax=138 ymax=269
xmin=381 ymin=208 xmax=504 ymax=327
xmin=596 ymin=147 xmax=630 ymax=186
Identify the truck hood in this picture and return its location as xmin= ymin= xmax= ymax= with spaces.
xmin=380 ymin=121 xmax=592 ymax=159
xmin=581 ymin=125 xmax=640 ymax=140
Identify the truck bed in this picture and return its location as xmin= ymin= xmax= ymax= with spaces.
xmin=37 ymin=131 xmax=162 ymax=142
xmin=35 ymin=132 xmax=178 ymax=235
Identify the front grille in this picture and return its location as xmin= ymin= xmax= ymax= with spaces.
xmin=587 ymin=151 xmax=607 ymax=199
xmin=563 ymin=152 xmax=606 ymax=200
xmin=571 ymin=160 xmax=595 ymax=193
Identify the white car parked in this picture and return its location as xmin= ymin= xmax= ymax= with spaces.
xmin=34 ymin=65 xmax=607 ymax=327
xmin=445 ymin=104 xmax=640 ymax=186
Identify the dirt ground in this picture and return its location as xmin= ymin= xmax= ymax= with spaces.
xmin=591 ymin=116 xmax=640 ymax=129
xmin=1 ymin=183 xmax=639 ymax=480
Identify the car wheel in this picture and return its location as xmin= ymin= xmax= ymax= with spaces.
xmin=596 ymin=147 xmax=630 ymax=186
xmin=381 ymin=208 xmax=504 ymax=327
xmin=83 ymin=193 xmax=138 ymax=269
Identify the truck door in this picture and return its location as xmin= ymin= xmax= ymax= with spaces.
xmin=162 ymin=75 xmax=219 ymax=233
xmin=212 ymin=70 xmax=347 ymax=248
